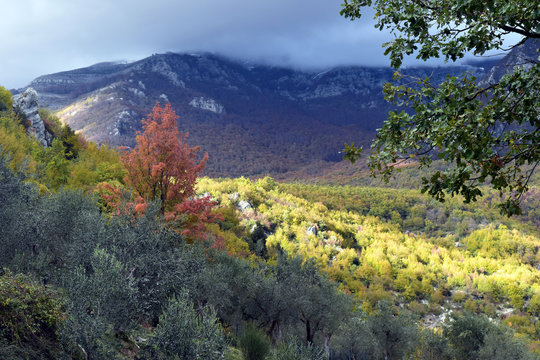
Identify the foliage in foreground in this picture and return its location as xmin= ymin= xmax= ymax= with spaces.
xmin=341 ymin=0 xmax=539 ymax=215
xmin=0 ymin=271 xmax=66 ymax=359
xmin=238 ymin=324 xmax=270 ymax=360
xmin=144 ymin=292 xmax=226 ymax=360
xmin=1 ymin=157 xmax=538 ymax=359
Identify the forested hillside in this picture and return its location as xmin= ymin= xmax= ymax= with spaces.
xmin=16 ymin=52 xmax=491 ymax=178
xmin=198 ymin=177 xmax=540 ymax=340
xmin=0 ymin=86 xmax=539 ymax=359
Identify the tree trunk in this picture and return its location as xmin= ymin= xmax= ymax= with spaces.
xmin=306 ymin=320 xmax=313 ymax=343
xmin=324 ymin=335 xmax=330 ymax=355
xmin=160 ymin=192 xmax=165 ymax=214
xmin=269 ymin=320 xmax=277 ymax=343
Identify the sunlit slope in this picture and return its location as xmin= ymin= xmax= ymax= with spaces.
xmin=198 ymin=177 xmax=540 ymax=341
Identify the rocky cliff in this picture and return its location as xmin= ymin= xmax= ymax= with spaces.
xmin=12 ymin=88 xmax=53 ymax=147
xmin=20 ymin=53 xmax=490 ymax=177
xmin=482 ymin=38 xmax=540 ymax=85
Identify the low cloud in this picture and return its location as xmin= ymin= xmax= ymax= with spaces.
xmin=0 ymin=0 xmax=395 ymax=88
xmin=1 ymin=0 xmax=509 ymax=89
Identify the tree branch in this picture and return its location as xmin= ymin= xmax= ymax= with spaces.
xmin=499 ymin=25 xmax=540 ymax=39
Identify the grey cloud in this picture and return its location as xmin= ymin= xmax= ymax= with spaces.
xmin=1 ymin=0 xmax=389 ymax=88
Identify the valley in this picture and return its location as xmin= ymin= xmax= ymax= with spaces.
xmin=17 ymin=53 xmax=491 ymax=178
xmin=0 ymin=35 xmax=538 ymax=360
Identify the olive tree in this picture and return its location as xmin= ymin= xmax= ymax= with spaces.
xmin=145 ymin=292 xmax=226 ymax=360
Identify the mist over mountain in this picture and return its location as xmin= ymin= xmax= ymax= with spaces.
xmin=19 ymin=52 xmax=491 ymax=177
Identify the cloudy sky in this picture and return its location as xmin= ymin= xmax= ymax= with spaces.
xmin=0 ymin=0 xmax=394 ymax=88
xmin=0 ymin=0 xmax=511 ymax=89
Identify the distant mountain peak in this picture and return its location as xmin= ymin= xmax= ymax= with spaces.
xmin=22 ymin=52 xmax=493 ymax=178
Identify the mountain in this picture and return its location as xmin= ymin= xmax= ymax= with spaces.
xmin=482 ymin=38 xmax=540 ymax=85
xmin=19 ymin=53 xmax=490 ymax=177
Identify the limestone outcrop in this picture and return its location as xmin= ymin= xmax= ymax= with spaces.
xmin=13 ymin=88 xmax=53 ymax=146
xmin=189 ymin=97 xmax=225 ymax=114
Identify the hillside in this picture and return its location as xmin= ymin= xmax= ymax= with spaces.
xmin=198 ymin=177 xmax=540 ymax=327
xmin=16 ymin=53 xmax=490 ymax=178
xmin=0 ymin=80 xmax=539 ymax=358
xmin=1 ymin=36 xmax=538 ymax=360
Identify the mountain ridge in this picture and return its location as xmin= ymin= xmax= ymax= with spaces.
xmin=18 ymin=52 xmax=491 ymax=177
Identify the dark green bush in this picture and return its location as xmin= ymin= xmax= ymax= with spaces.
xmin=271 ymin=337 xmax=326 ymax=360
xmin=0 ymin=271 xmax=66 ymax=359
xmin=146 ymin=292 xmax=226 ymax=360
xmin=239 ymin=324 xmax=271 ymax=360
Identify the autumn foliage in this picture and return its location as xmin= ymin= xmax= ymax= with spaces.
xmin=166 ymin=195 xmax=224 ymax=245
xmin=104 ymin=103 xmax=221 ymax=241
xmin=121 ymin=103 xmax=207 ymax=213
xmin=96 ymin=182 xmax=148 ymax=217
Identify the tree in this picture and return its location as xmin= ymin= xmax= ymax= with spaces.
xmin=121 ymin=103 xmax=207 ymax=214
xmin=341 ymin=0 xmax=540 ymax=215
xmin=37 ymin=138 xmax=70 ymax=190
xmin=120 ymin=103 xmax=221 ymax=241
xmin=145 ymin=292 xmax=226 ymax=360
xmin=0 ymin=86 xmax=12 ymax=112
xmin=365 ymin=301 xmax=418 ymax=360
xmin=331 ymin=301 xmax=418 ymax=360
xmin=444 ymin=312 xmax=536 ymax=360
xmin=63 ymin=247 xmax=136 ymax=359
xmin=272 ymin=254 xmax=351 ymax=345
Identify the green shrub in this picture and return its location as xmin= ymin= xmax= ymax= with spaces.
xmin=482 ymin=302 xmax=497 ymax=318
xmin=409 ymin=300 xmax=428 ymax=316
xmin=62 ymin=247 xmax=136 ymax=359
xmin=0 ymin=86 xmax=12 ymax=111
xmin=225 ymin=346 xmax=244 ymax=360
xmin=239 ymin=324 xmax=271 ymax=360
xmin=464 ymin=299 xmax=479 ymax=313
xmin=431 ymin=289 xmax=446 ymax=304
xmin=271 ymin=337 xmax=326 ymax=360
xmin=443 ymin=313 xmax=537 ymax=360
xmin=528 ymin=293 xmax=540 ymax=317
xmin=417 ymin=330 xmax=452 ymax=360
xmin=451 ymin=290 xmax=467 ymax=303
xmin=0 ymin=271 xmax=66 ymax=359
xmin=147 ymin=292 xmax=226 ymax=359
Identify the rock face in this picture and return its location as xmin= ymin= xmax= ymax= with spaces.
xmin=237 ymin=200 xmax=253 ymax=212
xmin=482 ymin=39 xmax=539 ymax=84
xmin=306 ymin=225 xmax=318 ymax=236
xmin=19 ymin=53 xmax=492 ymax=177
xmin=189 ymin=97 xmax=225 ymax=114
xmin=12 ymin=88 xmax=52 ymax=146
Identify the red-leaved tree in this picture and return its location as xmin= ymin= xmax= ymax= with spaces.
xmin=122 ymin=103 xmax=207 ymax=213
xmin=119 ymin=103 xmax=222 ymax=241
